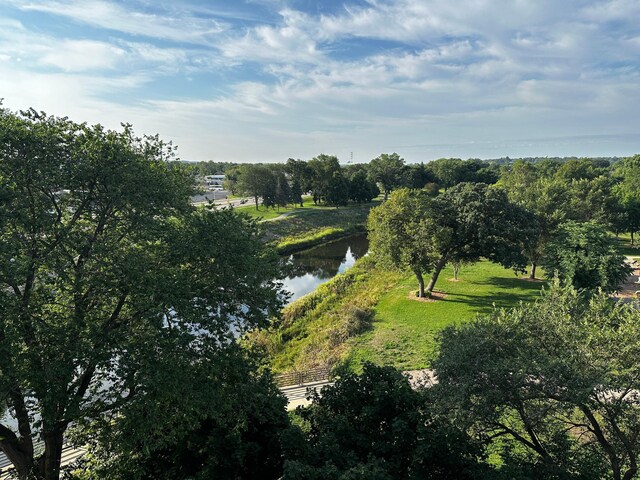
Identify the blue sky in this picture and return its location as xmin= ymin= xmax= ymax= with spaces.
xmin=1 ymin=0 xmax=639 ymax=163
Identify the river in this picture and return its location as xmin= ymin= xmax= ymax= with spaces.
xmin=281 ymin=233 xmax=369 ymax=304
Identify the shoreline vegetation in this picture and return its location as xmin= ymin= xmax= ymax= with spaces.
xmin=254 ymin=232 xmax=639 ymax=376
xmin=248 ymin=255 xmax=549 ymax=374
xmin=236 ymin=197 xmax=379 ymax=254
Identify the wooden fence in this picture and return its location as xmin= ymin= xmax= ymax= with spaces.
xmin=274 ymin=365 xmax=332 ymax=387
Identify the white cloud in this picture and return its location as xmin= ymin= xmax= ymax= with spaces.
xmin=12 ymin=0 xmax=228 ymax=45
xmin=1 ymin=0 xmax=639 ymax=162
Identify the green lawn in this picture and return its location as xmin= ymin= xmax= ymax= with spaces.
xmin=234 ymin=196 xmax=328 ymax=220
xmin=259 ymin=199 xmax=380 ymax=253
xmin=615 ymin=232 xmax=640 ymax=257
xmin=345 ymin=261 xmax=547 ymax=371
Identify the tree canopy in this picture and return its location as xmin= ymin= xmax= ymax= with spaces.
xmin=369 ymin=183 xmax=531 ymax=297
xmin=283 ymin=363 xmax=487 ymax=480
xmin=434 ymin=285 xmax=640 ymax=480
xmin=542 ymin=221 xmax=631 ymax=292
xmin=0 ymin=108 xmax=284 ymax=480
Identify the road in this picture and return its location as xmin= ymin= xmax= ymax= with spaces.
xmin=281 ymin=369 xmax=436 ymax=410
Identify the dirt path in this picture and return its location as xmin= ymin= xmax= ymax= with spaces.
xmin=615 ymin=256 xmax=640 ymax=300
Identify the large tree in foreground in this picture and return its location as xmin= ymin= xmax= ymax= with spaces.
xmin=368 ymin=183 xmax=531 ymax=297
xmin=0 ymin=109 xmax=283 ymax=480
xmin=283 ymin=363 xmax=487 ymax=479
xmin=434 ymin=285 xmax=640 ymax=480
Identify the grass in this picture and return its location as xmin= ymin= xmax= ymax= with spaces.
xmin=614 ymin=232 xmax=640 ymax=258
xmin=345 ymin=262 xmax=547 ymax=370
xmin=235 ymin=196 xmax=329 ymax=220
xmin=253 ymin=257 xmax=547 ymax=374
xmin=258 ymin=199 xmax=380 ymax=254
xmin=247 ymin=257 xmax=403 ymax=373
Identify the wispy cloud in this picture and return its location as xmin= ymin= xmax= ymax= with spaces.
xmin=12 ymin=0 xmax=228 ymax=45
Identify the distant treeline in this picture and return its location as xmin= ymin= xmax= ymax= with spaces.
xmin=186 ymin=156 xmax=623 ymax=174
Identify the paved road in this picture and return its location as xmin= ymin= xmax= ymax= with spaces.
xmin=281 ymin=369 xmax=436 ymax=410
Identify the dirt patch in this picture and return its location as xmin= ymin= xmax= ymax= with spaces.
xmin=447 ymin=278 xmax=462 ymax=282
xmin=614 ymin=270 xmax=640 ymax=299
xmin=408 ymin=291 xmax=447 ymax=303
xmin=519 ymin=277 xmax=545 ymax=283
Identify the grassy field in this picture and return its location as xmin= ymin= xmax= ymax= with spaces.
xmin=235 ymin=197 xmax=329 ymax=220
xmin=254 ymin=257 xmax=547 ymax=374
xmin=615 ymin=232 xmax=640 ymax=257
xmin=256 ymin=199 xmax=379 ymax=253
xmin=345 ymin=261 xmax=547 ymax=371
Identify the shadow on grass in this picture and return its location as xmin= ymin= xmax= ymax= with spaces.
xmin=438 ymin=276 xmax=546 ymax=315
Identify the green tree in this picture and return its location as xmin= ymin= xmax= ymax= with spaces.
xmin=286 ymin=158 xmax=312 ymax=207
xmin=77 ymin=347 xmax=289 ymax=480
xmin=369 ymin=184 xmax=531 ymax=297
xmin=542 ymin=221 xmax=632 ymax=292
xmin=307 ymin=154 xmax=342 ymax=205
xmin=369 ymin=152 xmax=406 ymax=200
xmin=0 ymin=109 xmax=284 ymax=480
xmin=283 ymin=363 xmax=487 ymax=480
xmin=425 ymin=158 xmax=469 ymax=189
xmin=499 ymin=161 xmax=568 ymax=278
xmin=347 ymin=169 xmax=379 ymax=203
xmin=434 ymin=285 xmax=640 ymax=480
xmin=235 ymin=163 xmax=273 ymax=209
xmin=368 ymin=189 xmax=441 ymax=297
xmin=612 ymin=155 xmax=640 ymax=246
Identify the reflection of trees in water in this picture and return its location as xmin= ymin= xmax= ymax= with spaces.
xmin=282 ymin=234 xmax=369 ymax=279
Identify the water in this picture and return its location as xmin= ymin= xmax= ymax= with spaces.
xmin=281 ymin=233 xmax=369 ymax=303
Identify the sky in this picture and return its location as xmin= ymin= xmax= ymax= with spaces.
xmin=0 ymin=0 xmax=639 ymax=163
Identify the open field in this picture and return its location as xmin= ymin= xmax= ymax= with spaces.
xmin=234 ymin=196 xmax=328 ymax=220
xmin=256 ymin=258 xmax=547 ymax=373
xmin=345 ymin=261 xmax=547 ymax=371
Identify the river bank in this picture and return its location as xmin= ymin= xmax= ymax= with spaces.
xmin=258 ymin=200 xmax=378 ymax=254
xmin=251 ymin=256 xmax=548 ymax=375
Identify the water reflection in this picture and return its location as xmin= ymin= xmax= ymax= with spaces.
xmin=281 ymin=233 xmax=369 ymax=303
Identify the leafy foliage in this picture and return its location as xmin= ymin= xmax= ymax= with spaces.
xmin=434 ymin=284 xmax=640 ymax=480
xmin=283 ymin=363 xmax=487 ymax=480
xmin=542 ymin=221 xmax=632 ymax=292
xmin=0 ymin=108 xmax=283 ymax=480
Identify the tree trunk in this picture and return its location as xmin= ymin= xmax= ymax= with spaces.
xmin=384 ymin=190 xmax=389 ymax=201
xmin=529 ymin=262 xmax=537 ymax=279
xmin=39 ymin=430 xmax=64 ymax=480
xmin=415 ymin=271 xmax=425 ymax=298
xmin=254 ymin=196 xmax=259 ymax=210
xmin=632 ymin=231 xmax=635 ymax=247
xmin=1 ymin=442 xmax=36 ymax=480
xmin=426 ymin=255 xmax=448 ymax=296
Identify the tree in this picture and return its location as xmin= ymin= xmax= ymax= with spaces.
xmin=283 ymin=363 xmax=487 ymax=480
xmin=542 ymin=221 xmax=632 ymax=292
xmin=369 ymin=153 xmax=406 ymax=200
xmin=368 ymin=189 xmax=442 ymax=297
xmin=425 ymin=158 xmax=469 ymax=189
xmin=77 ymin=347 xmax=290 ymax=480
xmin=286 ymin=158 xmax=312 ymax=207
xmin=0 ymin=109 xmax=284 ymax=480
xmin=613 ymin=155 xmax=640 ymax=246
xmin=434 ymin=285 xmax=640 ymax=480
xmin=369 ymin=184 xmax=532 ymax=297
xmin=235 ymin=163 xmax=273 ymax=209
xmin=307 ymin=154 xmax=342 ymax=205
xmin=499 ymin=161 xmax=568 ymax=279
xmin=347 ymin=169 xmax=379 ymax=203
